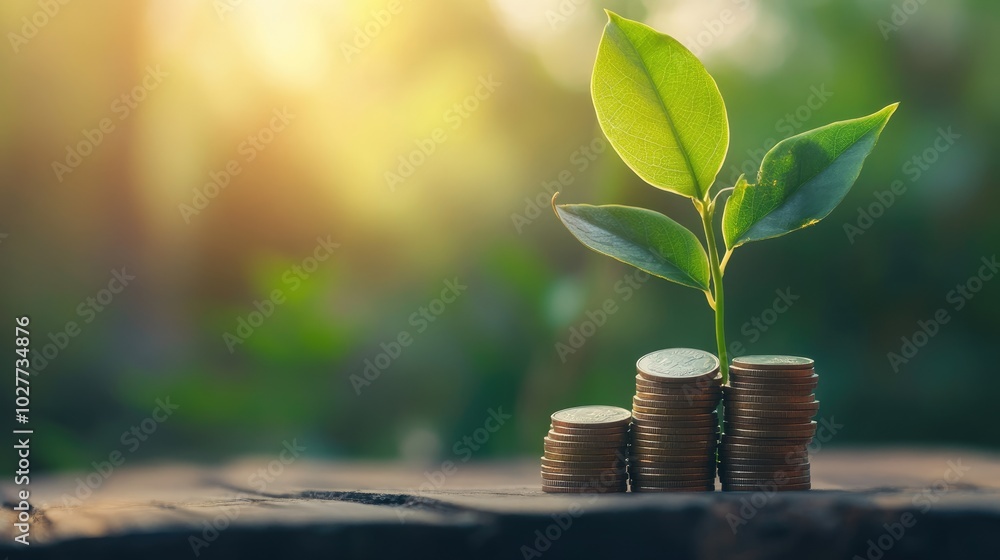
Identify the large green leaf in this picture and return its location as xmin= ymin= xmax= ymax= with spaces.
xmin=553 ymin=201 xmax=710 ymax=291
xmin=722 ymin=103 xmax=898 ymax=249
xmin=591 ymin=11 xmax=729 ymax=201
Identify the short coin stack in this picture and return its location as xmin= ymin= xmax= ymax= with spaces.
xmin=541 ymin=405 xmax=631 ymax=493
xmin=629 ymin=348 xmax=723 ymax=492
xmin=720 ymin=355 xmax=819 ymax=491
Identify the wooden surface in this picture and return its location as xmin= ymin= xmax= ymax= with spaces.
xmin=2 ymin=448 xmax=999 ymax=559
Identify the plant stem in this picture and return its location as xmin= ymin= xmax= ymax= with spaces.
xmin=699 ymin=204 xmax=728 ymax=384
xmin=699 ymin=202 xmax=728 ymax=440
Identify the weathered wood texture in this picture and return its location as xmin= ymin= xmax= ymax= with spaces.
xmin=2 ymin=448 xmax=999 ymax=559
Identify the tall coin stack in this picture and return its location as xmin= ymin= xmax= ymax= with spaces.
xmin=541 ymin=406 xmax=631 ymax=493
xmin=629 ymin=348 xmax=723 ymax=492
xmin=720 ymin=355 xmax=819 ymax=491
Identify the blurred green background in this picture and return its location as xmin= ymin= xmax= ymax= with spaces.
xmin=2 ymin=0 xmax=998 ymax=472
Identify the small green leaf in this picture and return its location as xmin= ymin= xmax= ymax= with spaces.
xmin=553 ymin=200 xmax=710 ymax=291
xmin=591 ymin=11 xmax=729 ymax=201
xmin=722 ymin=103 xmax=898 ymax=249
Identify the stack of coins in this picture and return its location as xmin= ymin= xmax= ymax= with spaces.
xmin=720 ymin=355 xmax=819 ymax=491
xmin=541 ymin=405 xmax=631 ymax=493
xmin=629 ymin=348 xmax=723 ymax=492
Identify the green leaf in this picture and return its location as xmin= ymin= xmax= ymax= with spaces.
xmin=553 ymin=200 xmax=710 ymax=291
xmin=722 ymin=103 xmax=898 ymax=249
xmin=591 ymin=11 xmax=729 ymax=201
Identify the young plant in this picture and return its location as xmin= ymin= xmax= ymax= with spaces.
xmin=553 ymin=12 xmax=896 ymax=386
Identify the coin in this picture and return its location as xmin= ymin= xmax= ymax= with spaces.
xmin=541 ymin=485 xmax=628 ymax=493
xmin=721 ymin=482 xmax=811 ymax=491
xmin=722 ymin=414 xmax=811 ymax=426
xmin=542 ymin=472 xmax=628 ymax=483
xmin=722 ymin=434 xmax=807 ymax=445
xmin=632 ymin=403 xmax=708 ymax=416
xmin=541 ymin=457 xmax=626 ymax=468
xmin=633 ymin=389 xmax=721 ymax=401
xmin=540 ymin=477 xmax=628 ymax=486
xmin=632 ymin=484 xmax=716 ymax=492
xmin=636 ymin=348 xmax=720 ymax=383
xmin=550 ymin=406 xmax=632 ymax=429
xmin=720 ymin=470 xmax=812 ymax=482
xmin=542 ymin=483 xmax=628 ymax=491
xmin=732 ymin=355 xmax=814 ymax=369
xmin=629 ymin=446 xmax=717 ymax=456
xmin=632 ymin=416 xmax=718 ymax=426
xmin=629 ymin=466 xmax=716 ymax=475
xmin=727 ymin=382 xmax=816 ymax=395
xmin=635 ymin=410 xmax=718 ymax=420
xmin=542 ymin=469 xmax=628 ymax=479
xmin=541 ymin=459 xmax=626 ymax=469
xmin=543 ymin=482 xmax=628 ymax=490
xmin=723 ymin=388 xmax=817 ymax=404
xmin=727 ymin=366 xmax=816 ymax=379
xmin=624 ymin=349 xmax=727 ymax=492
xmin=719 ymin=452 xmax=809 ymax=464
xmin=634 ymin=387 xmax=721 ymax=398
xmin=722 ymin=462 xmax=809 ymax=473
xmin=629 ymin=478 xmax=716 ymax=488
xmin=635 ymin=375 xmax=723 ymax=390
xmin=719 ymin=461 xmax=810 ymax=472
xmin=720 ymin=443 xmax=809 ymax=455
xmin=544 ymin=437 xmax=627 ymax=449
xmin=725 ymin=400 xmax=820 ymax=412
xmin=720 ymin=475 xmax=812 ymax=485
xmin=724 ymin=422 xmax=817 ymax=439
xmin=630 ymin=422 xmax=718 ymax=435
xmin=629 ymin=456 xmax=716 ymax=467
xmin=723 ymin=385 xmax=816 ymax=397
xmin=549 ymin=425 xmax=629 ymax=436
xmin=543 ymin=450 xmax=628 ymax=463
xmin=719 ymin=452 xmax=808 ymax=464
xmin=632 ymin=433 xmax=718 ymax=444
xmin=729 ymin=373 xmax=819 ymax=386
xmin=722 ymin=407 xmax=817 ymax=420
xmin=631 ymin=474 xmax=714 ymax=483
xmin=543 ymin=404 xmax=631 ymax=493
xmin=630 ymin=448 xmax=716 ymax=460
xmin=546 ymin=431 xmax=630 ymax=443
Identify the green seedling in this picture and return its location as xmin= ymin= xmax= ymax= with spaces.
xmin=553 ymin=12 xmax=897 ymax=388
